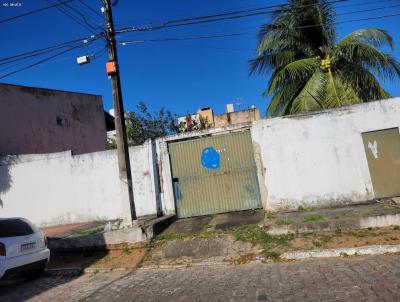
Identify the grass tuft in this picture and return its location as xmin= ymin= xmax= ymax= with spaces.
xmin=275 ymin=219 xmax=292 ymax=226
xmin=303 ymin=215 xmax=324 ymax=222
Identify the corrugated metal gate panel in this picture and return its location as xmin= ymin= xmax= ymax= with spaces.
xmin=168 ymin=131 xmax=262 ymax=218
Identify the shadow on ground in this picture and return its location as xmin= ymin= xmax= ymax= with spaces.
xmin=162 ymin=209 xmax=265 ymax=234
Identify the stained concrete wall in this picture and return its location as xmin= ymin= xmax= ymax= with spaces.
xmin=251 ymin=98 xmax=400 ymax=211
xmin=1 ymin=98 xmax=399 ymax=225
xmin=0 ymin=83 xmax=107 ymax=155
xmin=0 ymin=141 xmax=158 ymax=226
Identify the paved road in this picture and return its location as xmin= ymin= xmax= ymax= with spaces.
xmin=1 ymin=255 xmax=399 ymax=302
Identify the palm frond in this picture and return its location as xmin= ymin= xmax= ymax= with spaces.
xmin=338 ymin=28 xmax=394 ymax=49
xmin=291 ymin=69 xmax=326 ymax=114
xmin=249 ymin=50 xmax=297 ymax=74
xmin=337 ymin=64 xmax=390 ymax=101
xmin=334 ymin=42 xmax=400 ymax=80
xmin=268 ymin=57 xmax=320 ymax=93
xmin=266 ymin=80 xmax=305 ymax=116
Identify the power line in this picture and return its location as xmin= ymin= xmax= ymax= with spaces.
xmin=0 ymin=36 xmax=101 ymax=79
xmin=117 ymin=2 xmax=400 ymax=38
xmin=0 ymin=34 xmax=103 ymax=64
xmin=2 ymin=1 xmax=399 ymax=78
xmin=337 ymin=0 xmax=400 ymax=9
xmin=118 ymin=33 xmax=249 ymax=45
xmin=338 ymin=3 xmax=400 ymax=17
xmin=45 ymin=0 xmax=99 ymax=35
xmin=117 ymin=12 xmax=400 ymax=46
xmin=115 ymin=0 xmax=352 ymax=27
xmin=115 ymin=0 xmax=348 ymax=34
xmin=3 ymin=5 xmax=398 ymax=68
xmin=56 ymin=0 xmax=101 ymax=30
xmin=296 ymin=12 xmax=400 ymax=29
xmin=0 ymin=0 xmax=75 ymax=24
xmin=338 ymin=12 xmax=400 ymax=24
xmin=77 ymin=0 xmax=105 ymax=20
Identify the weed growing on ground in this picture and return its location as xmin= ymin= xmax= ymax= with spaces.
xmin=303 ymin=215 xmax=324 ymax=222
xmin=298 ymin=205 xmax=314 ymax=212
xmin=69 ymin=226 xmax=105 ymax=238
xmin=301 ymin=231 xmax=313 ymax=238
xmin=335 ymin=227 xmax=342 ymax=235
xmin=394 ymin=225 xmax=400 ymax=231
xmin=263 ymin=251 xmax=281 ymax=260
xmin=122 ymin=246 xmax=132 ymax=255
xmin=266 ymin=212 xmax=274 ymax=219
xmin=333 ymin=212 xmax=359 ymax=220
xmin=351 ymin=232 xmax=367 ymax=238
xmin=275 ymin=219 xmax=292 ymax=226
xmin=231 ymin=225 xmax=294 ymax=259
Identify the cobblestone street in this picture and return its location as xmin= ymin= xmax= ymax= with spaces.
xmin=1 ymin=255 xmax=399 ymax=302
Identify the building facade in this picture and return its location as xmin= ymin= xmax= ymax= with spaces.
xmin=0 ymin=83 xmax=109 ymax=155
xmin=178 ymin=104 xmax=260 ymax=132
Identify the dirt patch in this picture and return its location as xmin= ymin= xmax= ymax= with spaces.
xmin=41 ymin=221 xmax=107 ymax=238
xmin=48 ymin=247 xmax=146 ymax=270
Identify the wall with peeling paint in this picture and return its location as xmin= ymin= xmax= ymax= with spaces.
xmin=251 ymin=98 xmax=400 ymax=211
xmin=0 ymin=141 xmax=158 ymax=226
xmin=1 ymin=98 xmax=399 ymax=225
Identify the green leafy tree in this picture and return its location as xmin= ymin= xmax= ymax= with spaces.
xmin=250 ymin=0 xmax=400 ymax=116
xmin=108 ymin=102 xmax=179 ymax=148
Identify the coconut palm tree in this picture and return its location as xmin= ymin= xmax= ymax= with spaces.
xmin=250 ymin=0 xmax=400 ymax=116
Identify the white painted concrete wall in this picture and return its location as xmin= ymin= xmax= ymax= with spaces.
xmin=0 ymin=141 xmax=158 ymax=226
xmin=1 ymin=99 xmax=399 ymax=225
xmin=251 ymin=98 xmax=400 ymax=211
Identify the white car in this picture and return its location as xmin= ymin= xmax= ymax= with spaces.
xmin=0 ymin=218 xmax=50 ymax=279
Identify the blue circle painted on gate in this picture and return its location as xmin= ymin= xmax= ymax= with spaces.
xmin=201 ymin=147 xmax=220 ymax=170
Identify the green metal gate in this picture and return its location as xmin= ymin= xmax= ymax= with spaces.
xmin=168 ymin=131 xmax=262 ymax=218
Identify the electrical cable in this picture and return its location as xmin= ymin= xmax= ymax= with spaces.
xmin=77 ymin=0 xmax=105 ymax=20
xmin=0 ymin=34 xmax=103 ymax=64
xmin=117 ymin=12 xmax=400 ymax=46
xmin=0 ymin=36 xmax=100 ymax=79
xmin=114 ymin=0 xmax=348 ymax=34
xmin=56 ymin=0 xmax=102 ymax=30
xmin=45 ymin=0 xmax=99 ymax=35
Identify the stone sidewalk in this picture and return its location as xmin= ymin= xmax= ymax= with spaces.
xmin=1 ymin=255 xmax=399 ymax=301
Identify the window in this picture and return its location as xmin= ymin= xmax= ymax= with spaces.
xmin=0 ymin=218 xmax=38 ymax=237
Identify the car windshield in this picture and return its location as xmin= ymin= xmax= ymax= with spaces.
xmin=0 ymin=218 xmax=38 ymax=237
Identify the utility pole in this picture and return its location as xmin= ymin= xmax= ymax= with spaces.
xmin=102 ymin=0 xmax=137 ymax=224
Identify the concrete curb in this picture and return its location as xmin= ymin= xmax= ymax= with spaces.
xmin=44 ymin=267 xmax=83 ymax=277
xmin=281 ymin=244 xmax=400 ymax=260
xmin=138 ymin=262 xmax=229 ymax=270
xmin=83 ymin=267 xmax=133 ymax=274
xmin=267 ymin=213 xmax=400 ymax=235
xmin=44 ymin=244 xmax=400 ymax=274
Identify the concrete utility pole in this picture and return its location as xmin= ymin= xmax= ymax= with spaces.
xmin=102 ymin=0 xmax=137 ymax=224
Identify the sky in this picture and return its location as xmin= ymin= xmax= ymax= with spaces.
xmin=1 ymin=0 xmax=400 ymax=117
